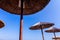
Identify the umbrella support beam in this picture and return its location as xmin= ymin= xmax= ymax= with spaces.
xmin=19 ymin=0 xmax=23 ymax=40
xmin=41 ymin=26 xmax=44 ymax=40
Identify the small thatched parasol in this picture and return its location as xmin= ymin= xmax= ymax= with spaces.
xmin=45 ymin=27 xmax=60 ymax=40
xmin=53 ymin=37 xmax=60 ymax=39
xmin=29 ymin=22 xmax=54 ymax=40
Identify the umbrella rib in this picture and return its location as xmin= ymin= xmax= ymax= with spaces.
xmin=18 ymin=0 xmax=21 ymax=7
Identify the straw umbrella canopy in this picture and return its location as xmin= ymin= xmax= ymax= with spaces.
xmin=45 ymin=27 xmax=60 ymax=40
xmin=0 ymin=0 xmax=50 ymax=40
xmin=0 ymin=0 xmax=50 ymax=15
xmin=29 ymin=22 xmax=54 ymax=40
xmin=0 ymin=20 xmax=5 ymax=28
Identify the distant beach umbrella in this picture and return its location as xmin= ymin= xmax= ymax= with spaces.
xmin=53 ymin=37 xmax=60 ymax=40
xmin=29 ymin=22 xmax=54 ymax=40
xmin=0 ymin=0 xmax=50 ymax=40
xmin=0 ymin=0 xmax=50 ymax=15
xmin=0 ymin=20 xmax=5 ymax=28
xmin=45 ymin=27 xmax=60 ymax=40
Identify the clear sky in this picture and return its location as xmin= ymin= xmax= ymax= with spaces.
xmin=0 ymin=0 xmax=60 ymax=40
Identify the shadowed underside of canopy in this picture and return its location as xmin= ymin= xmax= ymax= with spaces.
xmin=45 ymin=27 xmax=60 ymax=33
xmin=29 ymin=22 xmax=54 ymax=30
xmin=0 ymin=0 xmax=50 ymax=15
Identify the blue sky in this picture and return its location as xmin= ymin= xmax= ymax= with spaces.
xmin=0 ymin=0 xmax=60 ymax=40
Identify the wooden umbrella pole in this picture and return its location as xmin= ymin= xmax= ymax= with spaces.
xmin=19 ymin=0 xmax=23 ymax=40
xmin=41 ymin=26 xmax=44 ymax=40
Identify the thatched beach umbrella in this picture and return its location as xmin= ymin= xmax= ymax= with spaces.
xmin=53 ymin=37 xmax=60 ymax=40
xmin=29 ymin=22 xmax=54 ymax=40
xmin=45 ymin=27 xmax=60 ymax=40
xmin=0 ymin=0 xmax=50 ymax=40
xmin=0 ymin=20 xmax=5 ymax=28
